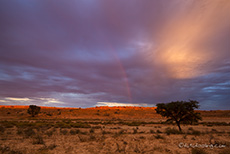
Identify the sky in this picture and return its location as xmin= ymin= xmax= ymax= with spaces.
xmin=0 ymin=0 xmax=229 ymax=110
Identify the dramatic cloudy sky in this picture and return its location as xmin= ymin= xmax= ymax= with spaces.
xmin=0 ymin=0 xmax=229 ymax=110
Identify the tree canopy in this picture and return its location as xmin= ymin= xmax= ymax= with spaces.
xmin=27 ymin=105 xmax=41 ymax=117
xmin=155 ymin=100 xmax=202 ymax=131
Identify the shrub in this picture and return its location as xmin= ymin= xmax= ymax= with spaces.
xmin=89 ymin=128 xmax=95 ymax=133
xmin=102 ymin=130 xmax=111 ymax=135
xmin=118 ymin=130 xmax=125 ymax=134
xmin=78 ymin=135 xmax=88 ymax=142
xmin=60 ymin=129 xmax=68 ymax=135
xmin=47 ymin=144 xmax=57 ymax=150
xmin=24 ymin=127 xmax=36 ymax=138
xmin=127 ymin=121 xmax=142 ymax=126
xmin=17 ymin=128 xmax=23 ymax=135
xmin=1 ymin=121 xmax=15 ymax=128
xmin=0 ymin=126 xmax=5 ymax=133
xmin=55 ymin=122 xmax=71 ymax=128
xmin=89 ymin=135 xmax=96 ymax=140
xmin=133 ymin=129 xmax=138 ymax=134
xmin=154 ymin=134 xmax=164 ymax=139
xmin=0 ymin=146 xmax=23 ymax=154
xmin=139 ymin=136 xmax=145 ymax=139
xmin=46 ymin=130 xmax=54 ymax=137
xmin=39 ymin=144 xmax=57 ymax=151
xmin=102 ymin=130 xmax=107 ymax=135
xmin=70 ymin=122 xmax=91 ymax=128
xmin=75 ymin=129 xmax=81 ymax=134
xmin=27 ymin=105 xmax=41 ymax=117
xmin=33 ymin=135 xmax=45 ymax=144
xmin=165 ymin=127 xmax=183 ymax=135
xmin=188 ymin=127 xmax=194 ymax=131
xmin=183 ymin=135 xmax=187 ymax=139
xmin=188 ymin=130 xmax=201 ymax=136
xmin=219 ymin=148 xmax=230 ymax=154
xmin=191 ymin=148 xmax=207 ymax=154
xmin=46 ymin=113 xmax=52 ymax=116
xmin=156 ymin=130 xmax=162 ymax=133
xmin=70 ymin=129 xmax=77 ymax=135
xmin=104 ymin=113 xmax=110 ymax=116
xmin=80 ymin=131 xmax=88 ymax=135
xmin=150 ymin=129 xmax=155 ymax=134
xmin=211 ymin=129 xmax=217 ymax=132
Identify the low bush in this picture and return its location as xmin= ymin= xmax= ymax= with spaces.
xmin=17 ymin=128 xmax=23 ymax=135
xmin=0 ymin=126 xmax=5 ymax=133
xmin=156 ymin=130 xmax=162 ymax=133
xmin=89 ymin=128 xmax=95 ymax=133
xmin=89 ymin=135 xmax=96 ymax=141
xmin=187 ymin=129 xmax=201 ymax=136
xmin=0 ymin=146 xmax=23 ymax=154
xmin=102 ymin=130 xmax=111 ymax=135
xmin=165 ymin=127 xmax=183 ymax=135
xmin=24 ymin=127 xmax=36 ymax=138
xmin=46 ymin=129 xmax=55 ymax=137
xmin=33 ymin=135 xmax=45 ymax=144
xmin=191 ymin=148 xmax=207 ymax=154
xmin=133 ymin=129 xmax=138 ymax=134
xmin=70 ymin=129 xmax=76 ymax=135
xmin=219 ymin=148 xmax=230 ymax=154
xmin=118 ymin=129 xmax=125 ymax=134
xmin=150 ymin=129 xmax=155 ymax=134
xmin=80 ymin=131 xmax=88 ymax=135
xmin=154 ymin=134 xmax=164 ymax=139
xmin=47 ymin=144 xmax=57 ymax=150
xmin=188 ymin=127 xmax=193 ymax=131
xmin=60 ymin=129 xmax=68 ymax=135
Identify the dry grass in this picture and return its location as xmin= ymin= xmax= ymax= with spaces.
xmin=0 ymin=106 xmax=229 ymax=154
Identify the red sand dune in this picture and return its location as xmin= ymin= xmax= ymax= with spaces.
xmin=0 ymin=105 xmax=156 ymax=110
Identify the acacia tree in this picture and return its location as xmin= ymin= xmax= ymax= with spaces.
xmin=27 ymin=105 xmax=41 ymax=117
xmin=155 ymin=100 xmax=202 ymax=131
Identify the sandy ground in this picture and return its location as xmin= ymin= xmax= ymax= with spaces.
xmin=0 ymin=106 xmax=229 ymax=154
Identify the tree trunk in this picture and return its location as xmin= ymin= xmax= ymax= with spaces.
xmin=176 ymin=121 xmax=182 ymax=131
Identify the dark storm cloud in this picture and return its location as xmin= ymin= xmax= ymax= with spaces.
xmin=0 ymin=0 xmax=229 ymax=109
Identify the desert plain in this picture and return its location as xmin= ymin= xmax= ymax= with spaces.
xmin=0 ymin=105 xmax=230 ymax=154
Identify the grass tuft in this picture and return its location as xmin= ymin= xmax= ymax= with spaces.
xmin=165 ymin=127 xmax=182 ymax=135
xmin=154 ymin=134 xmax=165 ymax=139
xmin=191 ymin=148 xmax=208 ymax=154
